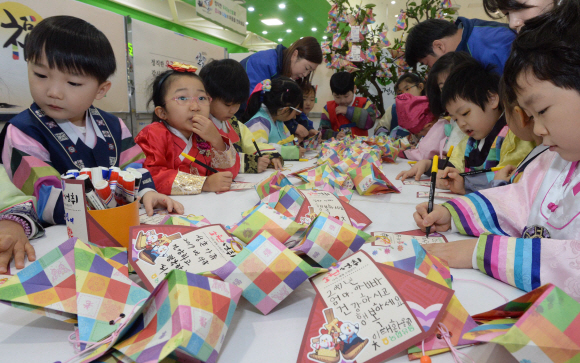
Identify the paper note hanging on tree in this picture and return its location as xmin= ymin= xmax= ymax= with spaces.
xmin=297 ymin=251 xmax=454 ymax=363
xmin=129 ymin=225 xmax=239 ymax=291
xmin=346 ymin=44 xmax=362 ymax=62
xmin=348 ymin=26 xmax=362 ymax=42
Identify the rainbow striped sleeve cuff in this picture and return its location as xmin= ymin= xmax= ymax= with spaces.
xmin=442 ymin=192 xmax=510 ymax=237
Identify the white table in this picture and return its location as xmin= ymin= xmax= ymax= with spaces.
xmin=0 ymin=153 xmax=524 ymax=363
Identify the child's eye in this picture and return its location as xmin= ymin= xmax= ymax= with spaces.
xmin=198 ymin=96 xmax=207 ymax=101
xmin=68 ymin=82 xmax=82 ymax=87
xmin=538 ymin=107 xmax=548 ymax=115
xmin=177 ymin=96 xmax=189 ymax=101
xmin=461 ymin=111 xmax=470 ymax=117
xmin=34 ymin=72 xmax=47 ymax=79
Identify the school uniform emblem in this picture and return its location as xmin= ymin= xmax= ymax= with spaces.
xmin=74 ymin=160 xmax=85 ymax=169
xmin=34 ymin=109 xmax=46 ymax=117
xmin=522 ymin=225 xmax=551 ymax=239
xmin=102 ymin=130 xmax=111 ymax=138
xmin=109 ymin=156 xmax=116 ymax=166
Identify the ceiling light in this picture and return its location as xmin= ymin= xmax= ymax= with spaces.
xmin=286 ymin=29 xmax=292 ymax=33
xmin=391 ymin=1 xmax=396 ymax=3
xmin=261 ymin=18 xmax=284 ymax=26
xmin=248 ymin=6 xmax=254 ymax=11
xmin=395 ymin=14 xmax=399 ymax=17
xmin=297 ymin=17 xmax=303 ymax=21
xmin=300 ymin=37 xmax=304 ymax=39
xmin=311 ymin=27 xmax=317 ymax=31
xmin=278 ymin=3 xmax=286 ymax=9
xmin=322 ymin=35 xmax=327 ymax=39
xmin=245 ymin=21 xmax=249 ymax=25
xmin=278 ymin=38 xmax=283 ymax=42
xmin=262 ymin=31 xmax=267 ymax=34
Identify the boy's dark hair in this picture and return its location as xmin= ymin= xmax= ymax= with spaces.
xmin=503 ymin=0 xmax=580 ymax=104
xmin=426 ymin=51 xmax=473 ymax=116
xmin=441 ymin=58 xmax=502 ymax=112
xmin=199 ymin=59 xmax=250 ymax=104
xmin=301 ymin=82 xmax=316 ymax=97
xmin=243 ymin=77 xmax=303 ymax=122
xmin=405 ymin=19 xmax=458 ymax=67
xmin=25 ymin=16 xmax=116 ymax=84
xmin=330 ymin=72 xmax=355 ymax=95
xmin=394 ymin=73 xmax=426 ymax=95
xmin=148 ymin=71 xmax=203 ymax=122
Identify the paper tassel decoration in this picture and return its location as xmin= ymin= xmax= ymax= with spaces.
xmin=321 ymin=41 xmax=331 ymax=55
xmin=393 ymin=10 xmax=407 ymax=32
xmin=464 ymin=284 xmax=580 ymax=363
xmin=213 ymin=231 xmax=321 ymax=315
xmin=228 ymin=203 xmax=306 ymax=244
xmin=293 ymin=213 xmax=371 ymax=268
xmin=332 ymin=33 xmax=346 ymax=49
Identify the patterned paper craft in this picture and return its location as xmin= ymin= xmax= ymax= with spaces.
xmin=417 ymin=191 xmax=463 ymax=200
xmin=378 ymin=31 xmax=391 ymax=47
xmin=346 ymin=14 xmax=357 ymax=26
xmin=273 ymin=185 xmax=306 ymax=219
xmin=347 ymin=26 xmax=363 ymax=42
xmin=328 ymin=4 xmax=339 ymax=19
xmin=170 ymin=214 xmax=212 ymax=227
xmin=464 ymin=284 xmax=580 ymax=363
xmin=129 ymin=225 xmax=240 ymax=291
xmin=255 ymin=171 xmax=293 ymax=200
xmin=297 ymin=251 xmax=454 ymax=363
xmin=293 ymin=213 xmax=372 ymax=268
xmin=363 ymin=8 xmax=376 ymax=24
xmin=140 ymin=212 xmax=172 ymax=225
xmin=403 ymin=180 xmax=431 ymax=187
xmin=393 ymin=10 xmax=407 ymax=32
xmin=321 ymin=41 xmax=331 ymax=55
xmin=295 ymin=190 xmax=371 ymax=229
xmin=347 ymin=159 xmax=400 ymax=195
xmin=332 ymin=33 xmax=346 ymax=49
xmin=212 ymin=231 xmax=321 ymax=315
xmin=326 ymin=20 xmax=338 ymax=33
xmin=295 ymin=181 xmax=354 ymax=203
xmin=229 ymin=203 xmax=307 ymax=244
xmin=359 ymin=236 xmax=480 ymax=360
xmin=361 ymin=47 xmax=378 ymax=63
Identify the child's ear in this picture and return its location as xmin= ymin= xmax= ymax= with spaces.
xmin=417 ymin=83 xmax=425 ymax=92
xmin=488 ymin=92 xmax=500 ymax=110
xmin=513 ymin=105 xmax=530 ymax=128
xmin=95 ymin=81 xmax=112 ymax=100
xmin=432 ymin=39 xmax=445 ymax=54
xmin=154 ymin=106 xmax=167 ymax=121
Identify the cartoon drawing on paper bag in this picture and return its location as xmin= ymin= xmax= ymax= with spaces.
xmin=300 ymin=206 xmax=317 ymax=225
xmin=308 ymin=308 xmax=368 ymax=363
xmin=134 ymin=230 xmax=182 ymax=265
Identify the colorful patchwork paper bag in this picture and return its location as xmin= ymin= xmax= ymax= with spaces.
xmin=228 ymin=203 xmax=306 ymax=244
xmin=293 ymin=213 xmax=372 ymax=268
xmin=212 ymin=231 xmax=321 ymax=314
xmin=255 ymin=171 xmax=293 ymax=200
xmin=464 ymin=283 xmax=580 ymax=363
xmin=347 ymin=158 xmax=400 ymax=195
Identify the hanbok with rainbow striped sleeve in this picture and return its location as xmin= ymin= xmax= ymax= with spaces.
xmin=442 ymin=150 xmax=580 ymax=301
xmin=1 ymin=103 xmax=155 ymax=225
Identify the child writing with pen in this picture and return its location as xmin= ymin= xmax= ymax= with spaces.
xmin=397 ymin=56 xmax=535 ymax=194
xmin=135 ymin=63 xmax=239 ymax=195
xmin=199 ymin=59 xmax=284 ymax=173
xmin=1 ymin=16 xmax=182 ymax=225
xmin=414 ymin=0 xmax=580 ymax=300
xmin=243 ymin=77 xmax=306 ymax=161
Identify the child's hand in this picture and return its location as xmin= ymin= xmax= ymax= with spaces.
xmin=0 ymin=220 xmax=35 ymax=273
xmin=192 ymin=115 xmax=226 ymax=151
xmin=271 ymin=158 xmax=283 ymax=170
xmin=308 ymin=129 xmax=319 ymax=137
xmin=396 ymin=159 xmax=431 ymax=180
xmin=203 ymin=171 xmax=233 ymax=192
xmin=336 ymin=131 xmax=346 ymax=140
xmin=423 ymin=239 xmax=478 ymax=268
xmin=438 ymin=167 xmax=465 ymax=194
xmin=295 ymin=124 xmax=309 ymax=139
xmin=413 ymin=202 xmax=452 ymax=233
xmin=298 ymin=147 xmax=306 ymax=158
xmin=257 ymin=156 xmax=271 ymax=173
xmin=141 ymin=191 xmax=185 ymax=216
xmin=494 ymin=165 xmax=516 ymax=181
xmin=336 ymin=106 xmax=348 ymax=115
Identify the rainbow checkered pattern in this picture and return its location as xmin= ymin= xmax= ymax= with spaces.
xmin=229 ymin=203 xmax=306 ymax=244
xmin=294 ymin=213 xmax=370 ymax=268
xmin=113 ymin=270 xmax=242 ymax=363
xmin=255 ymin=171 xmax=292 ymax=200
xmin=295 ymin=163 xmax=354 ymax=190
xmin=464 ymin=284 xmax=580 ymax=363
xmin=213 ymin=231 xmax=320 ymax=315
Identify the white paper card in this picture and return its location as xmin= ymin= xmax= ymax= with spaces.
xmin=302 ymin=190 xmax=350 ymax=225
xmin=372 ymin=232 xmax=446 ymax=245
xmin=62 ymin=180 xmax=89 ymax=243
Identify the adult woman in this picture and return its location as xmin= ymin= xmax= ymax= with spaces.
xmin=240 ymin=36 xmax=323 ymax=95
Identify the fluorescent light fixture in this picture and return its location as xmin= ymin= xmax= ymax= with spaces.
xmin=279 ymin=3 xmax=286 ymax=9
xmin=311 ymin=27 xmax=317 ymax=31
xmin=391 ymin=1 xmax=396 ymax=3
xmin=300 ymin=37 xmax=304 ymax=39
xmin=297 ymin=17 xmax=303 ymax=21
xmin=245 ymin=21 xmax=249 ymax=25
xmin=395 ymin=14 xmax=399 ymax=17
xmin=286 ymin=29 xmax=292 ymax=33
xmin=262 ymin=31 xmax=268 ymax=34
xmin=248 ymin=6 xmax=254 ymax=11
xmin=278 ymin=38 xmax=283 ymax=42
xmin=261 ymin=18 xmax=284 ymax=25
xmin=322 ymin=35 xmax=327 ymax=39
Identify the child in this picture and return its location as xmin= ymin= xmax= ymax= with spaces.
xmin=284 ymin=83 xmax=318 ymax=142
xmin=320 ymin=72 xmax=378 ymax=139
xmin=199 ymin=59 xmax=283 ymax=173
xmin=415 ymin=1 xmax=580 ymax=299
xmin=136 ymin=64 xmax=239 ymax=195
xmin=1 ymin=16 xmax=182 ymax=225
xmin=376 ymin=73 xmax=427 ymax=136
xmin=244 ymin=77 xmax=305 ymax=161
xmin=482 ymin=0 xmax=556 ymax=32
xmin=397 ymin=57 xmax=535 ymax=194
xmin=0 ymin=167 xmax=43 ymax=273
